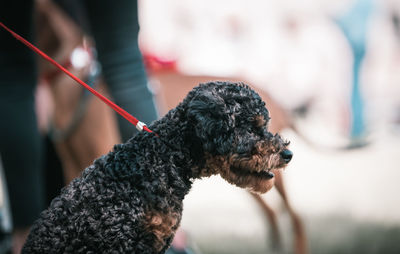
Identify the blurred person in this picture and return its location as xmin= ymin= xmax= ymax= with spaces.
xmin=0 ymin=0 xmax=158 ymax=253
xmin=334 ymin=0 xmax=376 ymax=147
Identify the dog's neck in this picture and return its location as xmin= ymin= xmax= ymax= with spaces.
xmin=137 ymin=105 xmax=208 ymax=178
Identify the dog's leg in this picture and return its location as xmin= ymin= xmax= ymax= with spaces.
xmin=274 ymin=171 xmax=308 ymax=254
xmin=55 ymin=83 xmax=121 ymax=183
xmin=250 ymin=192 xmax=282 ymax=252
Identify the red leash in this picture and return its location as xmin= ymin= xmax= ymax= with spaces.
xmin=0 ymin=22 xmax=153 ymax=134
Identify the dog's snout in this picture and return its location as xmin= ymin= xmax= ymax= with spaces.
xmin=280 ymin=149 xmax=293 ymax=163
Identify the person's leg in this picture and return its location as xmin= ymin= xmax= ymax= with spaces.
xmin=84 ymin=0 xmax=158 ymax=142
xmin=0 ymin=1 xmax=45 ymax=253
xmin=350 ymin=49 xmax=366 ymax=139
xmin=334 ymin=0 xmax=375 ymax=144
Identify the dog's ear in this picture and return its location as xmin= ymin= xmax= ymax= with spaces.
xmin=187 ymin=90 xmax=234 ymax=154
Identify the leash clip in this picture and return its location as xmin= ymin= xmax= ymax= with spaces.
xmin=136 ymin=121 xmax=147 ymax=132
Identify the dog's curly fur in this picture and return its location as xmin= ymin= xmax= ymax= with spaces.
xmin=22 ymin=81 xmax=292 ymax=253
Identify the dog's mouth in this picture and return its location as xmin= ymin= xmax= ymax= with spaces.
xmin=230 ymin=166 xmax=275 ymax=179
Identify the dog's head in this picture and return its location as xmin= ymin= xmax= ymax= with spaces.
xmin=186 ymin=81 xmax=292 ymax=193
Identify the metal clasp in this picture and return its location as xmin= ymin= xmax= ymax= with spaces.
xmin=136 ymin=121 xmax=146 ymax=132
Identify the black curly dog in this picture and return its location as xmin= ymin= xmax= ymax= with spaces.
xmin=22 ymin=81 xmax=293 ymax=253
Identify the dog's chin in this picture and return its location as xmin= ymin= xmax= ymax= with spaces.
xmin=221 ymin=166 xmax=278 ymax=194
xmin=248 ymin=177 xmax=275 ymax=194
xmin=230 ymin=166 xmax=275 ymax=180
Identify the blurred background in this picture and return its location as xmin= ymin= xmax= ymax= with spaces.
xmin=1 ymin=0 xmax=400 ymax=253
xmin=138 ymin=0 xmax=400 ymax=253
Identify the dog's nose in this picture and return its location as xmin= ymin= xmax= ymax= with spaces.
xmin=280 ymin=149 xmax=293 ymax=163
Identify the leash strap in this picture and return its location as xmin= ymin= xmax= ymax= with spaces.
xmin=0 ymin=22 xmax=153 ymax=134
